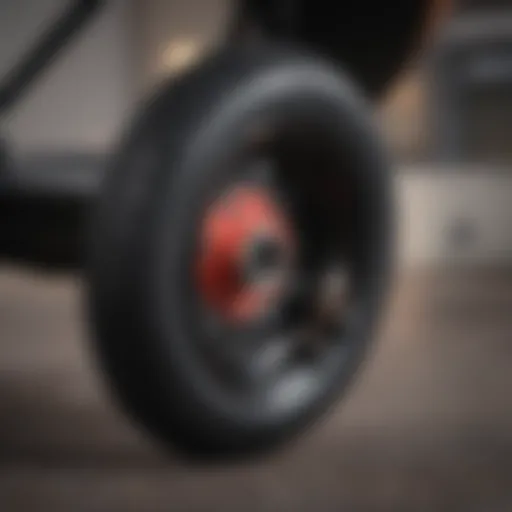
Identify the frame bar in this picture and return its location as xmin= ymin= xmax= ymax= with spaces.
xmin=0 ymin=0 xmax=104 ymax=115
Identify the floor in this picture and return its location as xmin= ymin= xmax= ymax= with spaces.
xmin=0 ymin=265 xmax=511 ymax=512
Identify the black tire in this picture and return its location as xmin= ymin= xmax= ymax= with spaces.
xmin=233 ymin=1 xmax=431 ymax=97
xmin=86 ymin=42 xmax=394 ymax=463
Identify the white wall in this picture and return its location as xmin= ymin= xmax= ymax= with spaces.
xmin=0 ymin=0 xmax=137 ymax=153
xmin=397 ymin=168 xmax=512 ymax=267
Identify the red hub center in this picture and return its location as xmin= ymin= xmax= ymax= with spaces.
xmin=196 ymin=185 xmax=296 ymax=324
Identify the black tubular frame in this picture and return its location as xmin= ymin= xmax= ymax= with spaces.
xmin=0 ymin=1 xmax=437 ymax=115
xmin=0 ymin=0 xmax=105 ymax=116
xmin=240 ymin=0 xmax=300 ymax=36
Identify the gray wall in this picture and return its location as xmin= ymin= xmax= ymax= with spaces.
xmin=0 ymin=0 xmax=137 ymax=153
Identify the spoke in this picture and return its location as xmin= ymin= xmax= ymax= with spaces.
xmin=264 ymin=367 xmax=321 ymax=414
xmin=243 ymin=334 xmax=296 ymax=384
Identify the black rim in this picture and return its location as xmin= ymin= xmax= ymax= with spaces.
xmin=182 ymin=123 xmax=372 ymax=418
xmin=149 ymin=67 xmax=392 ymax=426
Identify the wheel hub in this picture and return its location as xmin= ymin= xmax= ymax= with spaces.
xmin=197 ymin=184 xmax=295 ymax=324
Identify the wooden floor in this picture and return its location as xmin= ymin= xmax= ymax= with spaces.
xmin=0 ymin=265 xmax=511 ymax=512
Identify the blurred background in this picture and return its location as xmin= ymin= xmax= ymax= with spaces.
xmin=0 ymin=0 xmax=511 ymax=510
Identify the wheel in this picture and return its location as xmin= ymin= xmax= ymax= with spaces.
xmin=234 ymin=1 xmax=438 ymax=97
xmin=86 ymin=42 xmax=393 ymax=462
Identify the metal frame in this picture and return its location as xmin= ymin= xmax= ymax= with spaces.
xmin=0 ymin=0 xmax=447 ymax=269
xmin=0 ymin=1 xmax=106 ymax=268
xmin=0 ymin=0 xmax=104 ymax=116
